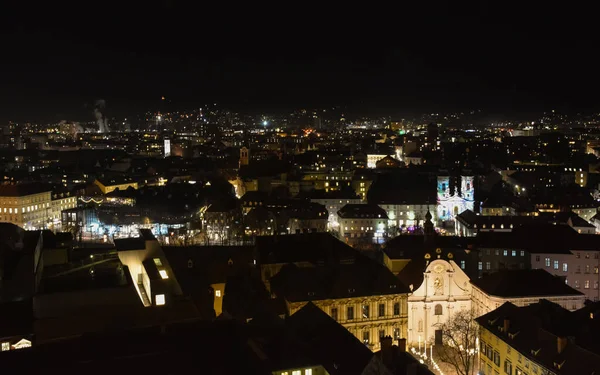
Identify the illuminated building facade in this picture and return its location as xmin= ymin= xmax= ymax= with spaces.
xmin=436 ymin=175 xmax=474 ymax=222
xmin=338 ymin=204 xmax=388 ymax=244
xmin=94 ymin=178 xmax=138 ymax=194
xmin=0 ymin=184 xmax=52 ymax=230
xmin=115 ymin=229 xmax=183 ymax=307
xmin=406 ymin=256 xmax=472 ymax=347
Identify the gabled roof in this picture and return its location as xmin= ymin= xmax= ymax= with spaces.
xmin=286 ymin=302 xmax=378 ymax=375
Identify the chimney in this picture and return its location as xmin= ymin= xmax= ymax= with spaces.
xmin=397 ymin=338 xmax=407 ymax=352
xmin=557 ymin=336 xmax=568 ymax=354
xmin=381 ymin=335 xmax=393 ymax=352
xmin=503 ymin=318 xmax=510 ymax=333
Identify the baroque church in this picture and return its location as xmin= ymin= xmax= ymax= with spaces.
xmin=383 ymin=211 xmax=474 ymax=347
xmin=436 ymin=173 xmax=475 ymax=223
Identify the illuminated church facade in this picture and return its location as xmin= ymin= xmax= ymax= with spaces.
xmin=436 ymin=175 xmax=474 ymax=223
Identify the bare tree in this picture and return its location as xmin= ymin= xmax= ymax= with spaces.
xmin=436 ymin=309 xmax=478 ymax=375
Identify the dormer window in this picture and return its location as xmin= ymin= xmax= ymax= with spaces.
xmin=348 ymin=288 xmax=356 ymax=293
xmin=187 ymin=259 xmax=194 ymax=268
xmin=390 ymin=284 xmax=397 ymax=289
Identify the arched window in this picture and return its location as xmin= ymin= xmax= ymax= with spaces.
xmin=435 ymin=304 xmax=443 ymax=316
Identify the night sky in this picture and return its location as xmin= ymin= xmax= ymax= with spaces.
xmin=1 ymin=1 xmax=599 ymax=123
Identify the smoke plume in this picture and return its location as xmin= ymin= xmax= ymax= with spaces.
xmin=94 ymin=99 xmax=110 ymax=133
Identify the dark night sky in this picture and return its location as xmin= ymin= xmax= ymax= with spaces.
xmin=1 ymin=1 xmax=599 ymax=122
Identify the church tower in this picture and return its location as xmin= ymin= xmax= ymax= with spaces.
xmin=424 ymin=209 xmax=435 ymax=249
xmin=239 ymin=147 xmax=249 ymax=168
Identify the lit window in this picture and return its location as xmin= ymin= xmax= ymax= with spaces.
xmin=155 ymin=294 xmax=165 ymax=305
xmin=563 ymin=263 xmax=568 ymax=272
xmin=1 ymin=342 xmax=9 ymax=351
xmin=305 ymin=370 xmax=312 ymax=375
xmin=159 ymin=270 xmax=168 ymax=279
xmin=292 ymin=371 xmax=301 ymax=375
xmin=215 ymin=290 xmax=222 ymax=297
xmin=153 ymin=258 xmax=163 ymax=266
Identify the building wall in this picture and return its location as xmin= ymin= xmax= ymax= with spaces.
xmin=311 ymin=198 xmax=362 ymax=229
xmin=407 ymin=259 xmax=472 ymax=347
xmin=288 ymin=294 xmax=408 ymax=352
xmin=477 ymin=248 xmax=529 ymax=277
xmin=479 ymin=327 xmax=550 ymax=375
xmin=210 ymin=282 xmax=225 ymax=316
xmin=288 ymin=218 xmax=328 ymax=234
xmin=50 ymin=196 xmax=78 ymax=229
xmin=339 ymin=217 xmax=387 ymax=244
xmin=0 ymin=191 xmax=52 ymax=229
xmin=532 ymin=251 xmax=600 ymax=301
xmin=95 ymin=181 xmax=139 ymax=194
xmin=378 ymin=204 xmax=435 ymax=232
xmin=573 ymin=207 xmax=597 ymax=222
xmin=367 ymin=154 xmax=388 ymax=169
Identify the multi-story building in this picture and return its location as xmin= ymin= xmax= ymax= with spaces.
xmin=338 ymin=204 xmax=388 ymax=244
xmin=0 ymin=184 xmax=52 ymax=230
xmin=257 ymin=233 xmax=409 ymax=352
xmin=270 ymin=257 xmax=409 ymax=352
xmin=471 ymin=269 xmax=585 ymax=317
xmin=286 ymin=203 xmax=328 ymax=234
xmin=307 ymin=189 xmax=363 ymax=229
xmin=94 ymin=176 xmax=138 ymax=194
xmin=477 ymin=300 xmax=600 ymax=375
xmin=49 ymin=190 xmax=78 ymax=230
xmin=378 ymin=202 xmax=436 ymax=234
xmin=531 ymin=234 xmax=600 ymax=302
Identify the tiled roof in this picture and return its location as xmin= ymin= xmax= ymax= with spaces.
xmin=476 ymin=301 xmax=600 ymax=375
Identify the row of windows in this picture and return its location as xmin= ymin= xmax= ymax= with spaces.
xmin=0 ymin=203 xmax=54 ymax=214
xmin=330 ymin=302 xmax=402 ymax=321
xmin=485 ymin=249 xmax=525 ymax=257
xmin=569 ymin=279 xmax=599 ymax=289
xmin=538 ymin=256 xmax=600 ymax=274
xmin=478 ymin=262 xmax=525 ymax=271
xmin=281 ymin=369 xmax=312 ymax=375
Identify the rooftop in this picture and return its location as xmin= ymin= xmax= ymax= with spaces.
xmin=471 ymin=269 xmax=583 ymax=298
xmin=0 ymin=184 xmax=52 ymax=197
